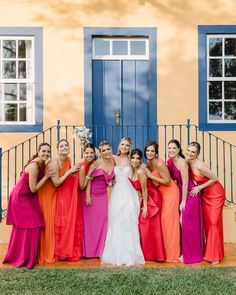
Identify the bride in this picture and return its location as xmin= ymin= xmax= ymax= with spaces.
xmin=101 ymin=137 xmax=145 ymax=266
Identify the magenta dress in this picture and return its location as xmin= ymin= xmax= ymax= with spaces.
xmin=3 ymin=162 xmax=44 ymax=269
xmin=82 ymin=168 xmax=114 ymax=258
xmin=167 ymin=158 xmax=204 ymax=264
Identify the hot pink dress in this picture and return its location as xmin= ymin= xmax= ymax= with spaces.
xmin=82 ymin=168 xmax=114 ymax=258
xmin=3 ymin=161 xmax=44 ymax=269
xmin=167 ymin=158 xmax=204 ymax=264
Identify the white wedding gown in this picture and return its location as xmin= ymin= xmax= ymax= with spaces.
xmin=101 ymin=166 xmax=144 ymax=266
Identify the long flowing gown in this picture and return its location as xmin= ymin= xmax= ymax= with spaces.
xmin=101 ymin=167 xmax=144 ymax=266
xmin=130 ymin=178 xmax=165 ymax=261
xmin=190 ymin=171 xmax=225 ymax=262
xmin=167 ymin=158 xmax=204 ymax=264
xmin=82 ymin=168 xmax=115 ymax=258
xmin=3 ymin=161 xmax=44 ymax=269
xmin=38 ymin=166 xmax=57 ymax=264
xmin=54 ymin=158 xmax=83 ymax=261
xmin=151 ymin=170 xmax=180 ymax=262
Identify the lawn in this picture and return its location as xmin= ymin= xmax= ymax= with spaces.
xmin=0 ymin=267 xmax=236 ymax=295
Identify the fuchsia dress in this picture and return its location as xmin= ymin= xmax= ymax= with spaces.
xmin=131 ymin=178 xmax=165 ymax=261
xmin=167 ymin=158 xmax=204 ymax=263
xmin=3 ymin=161 xmax=44 ymax=269
xmin=82 ymin=168 xmax=114 ymax=258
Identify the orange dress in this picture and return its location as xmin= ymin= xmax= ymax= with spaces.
xmin=54 ymin=158 xmax=83 ymax=261
xmin=191 ymin=172 xmax=225 ymax=262
xmin=152 ymin=171 xmax=180 ymax=262
xmin=38 ymin=173 xmax=57 ymax=264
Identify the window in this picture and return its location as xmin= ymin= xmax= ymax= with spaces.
xmin=0 ymin=28 xmax=42 ymax=132
xmin=199 ymin=26 xmax=236 ymax=130
xmin=92 ymin=37 xmax=149 ymax=60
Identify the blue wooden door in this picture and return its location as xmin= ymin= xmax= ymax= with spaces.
xmin=92 ymin=59 xmax=151 ymax=151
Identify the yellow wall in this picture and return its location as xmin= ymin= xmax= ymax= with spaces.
xmin=0 ymin=0 xmax=236 ymax=150
xmin=0 ymin=0 xmax=236 ymax=241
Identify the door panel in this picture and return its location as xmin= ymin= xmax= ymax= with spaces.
xmin=92 ymin=59 xmax=150 ymax=152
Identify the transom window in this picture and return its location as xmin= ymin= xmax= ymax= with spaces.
xmin=207 ymin=35 xmax=236 ymax=123
xmin=92 ymin=37 xmax=149 ymax=60
xmin=0 ymin=37 xmax=34 ymax=124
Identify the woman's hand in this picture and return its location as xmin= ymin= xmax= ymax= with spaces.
xmin=179 ymin=200 xmax=186 ymax=212
xmin=85 ymin=195 xmax=91 ymax=206
xmin=190 ymin=186 xmax=201 ymax=196
xmin=70 ymin=164 xmax=80 ymax=174
xmin=143 ymin=167 xmax=152 ymax=179
xmin=46 ymin=168 xmax=56 ymax=179
xmin=141 ymin=205 xmax=148 ymax=218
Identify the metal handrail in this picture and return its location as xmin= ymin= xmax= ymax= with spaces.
xmin=0 ymin=119 xmax=235 ymax=221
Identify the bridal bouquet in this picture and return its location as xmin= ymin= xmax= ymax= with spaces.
xmin=73 ymin=126 xmax=92 ymax=147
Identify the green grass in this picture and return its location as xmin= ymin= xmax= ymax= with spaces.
xmin=0 ymin=267 xmax=236 ymax=295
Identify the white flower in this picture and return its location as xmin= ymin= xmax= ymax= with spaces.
xmin=72 ymin=126 xmax=92 ymax=147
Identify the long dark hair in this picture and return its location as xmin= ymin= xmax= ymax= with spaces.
xmin=130 ymin=148 xmax=143 ymax=161
xmin=168 ymin=139 xmax=185 ymax=159
xmin=144 ymin=141 xmax=159 ymax=159
xmin=22 ymin=142 xmax=51 ymax=175
xmin=83 ymin=143 xmax=95 ymax=153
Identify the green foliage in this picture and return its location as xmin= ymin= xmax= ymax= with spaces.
xmin=0 ymin=267 xmax=236 ymax=295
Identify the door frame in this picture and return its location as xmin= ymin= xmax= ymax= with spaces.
xmin=84 ymin=27 xmax=157 ymax=128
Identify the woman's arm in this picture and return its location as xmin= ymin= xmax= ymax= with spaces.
xmin=48 ymin=159 xmax=78 ymax=187
xmin=28 ymin=163 xmax=50 ymax=193
xmin=179 ymin=159 xmax=188 ymax=211
xmin=190 ymin=161 xmax=218 ymax=196
xmin=85 ymin=180 xmax=92 ymax=206
xmin=138 ymin=169 xmax=148 ymax=218
xmin=144 ymin=160 xmax=171 ymax=186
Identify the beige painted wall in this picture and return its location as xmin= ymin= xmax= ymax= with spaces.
xmin=0 ymin=0 xmax=236 ymax=151
xmin=0 ymin=0 xmax=236 ymax=240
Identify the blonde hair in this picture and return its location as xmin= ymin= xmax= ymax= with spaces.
xmin=117 ymin=137 xmax=132 ymax=156
xmin=98 ymin=140 xmax=112 ymax=152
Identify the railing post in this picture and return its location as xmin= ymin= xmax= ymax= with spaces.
xmin=57 ymin=120 xmax=61 ymax=142
xmin=187 ymin=119 xmax=191 ymax=145
xmin=0 ymin=147 xmax=2 ymax=222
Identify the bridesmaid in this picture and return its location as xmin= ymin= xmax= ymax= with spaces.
xmin=130 ymin=149 xmax=165 ymax=262
xmin=84 ymin=141 xmax=115 ymax=258
xmin=167 ymin=139 xmax=204 ymax=264
xmin=186 ymin=141 xmax=225 ymax=264
xmin=50 ymin=139 xmax=81 ymax=262
xmin=38 ymin=162 xmax=57 ymax=264
xmin=3 ymin=143 xmax=51 ymax=269
xmin=143 ymin=141 xmax=180 ymax=262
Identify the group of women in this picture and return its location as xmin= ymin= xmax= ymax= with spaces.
xmin=3 ymin=137 xmax=225 ymax=268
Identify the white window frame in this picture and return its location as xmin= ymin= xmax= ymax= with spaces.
xmin=92 ymin=37 xmax=149 ymax=60
xmin=207 ymin=34 xmax=236 ymax=123
xmin=0 ymin=36 xmax=35 ymax=125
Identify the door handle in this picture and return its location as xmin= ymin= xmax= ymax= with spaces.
xmin=115 ymin=110 xmax=121 ymax=126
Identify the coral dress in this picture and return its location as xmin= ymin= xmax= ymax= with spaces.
xmin=191 ymin=171 xmax=225 ymax=262
xmin=131 ymin=178 xmax=165 ymax=261
xmin=54 ymin=158 xmax=83 ymax=261
xmin=152 ymin=170 xmax=180 ymax=262
xmin=101 ymin=167 xmax=144 ymax=266
xmin=82 ymin=168 xmax=115 ymax=258
xmin=3 ymin=162 xmax=44 ymax=269
xmin=167 ymin=158 xmax=204 ymax=264
xmin=38 ymin=167 xmax=57 ymax=264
